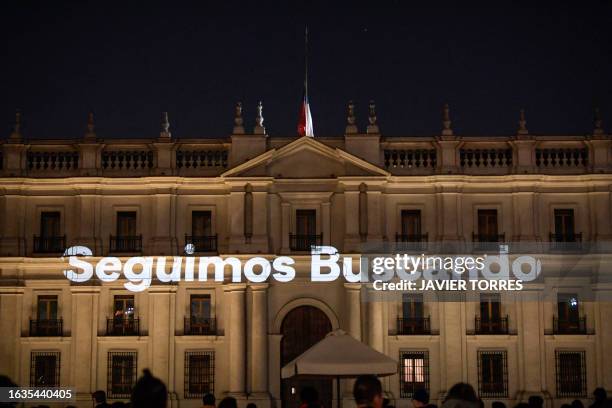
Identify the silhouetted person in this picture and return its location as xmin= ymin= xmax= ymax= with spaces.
xmin=203 ymin=393 xmax=216 ymax=408
xmin=413 ymin=389 xmax=430 ymax=408
xmin=131 ymin=369 xmax=167 ymax=408
xmin=0 ymin=375 xmax=18 ymax=408
xmin=353 ymin=375 xmax=384 ymax=408
xmin=492 ymin=401 xmax=507 ymax=408
xmin=515 ymin=404 xmax=530 ymax=408
xmin=561 ymin=404 xmax=572 ymax=408
xmin=300 ymin=386 xmax=320 ymax=408
xmin=218 ymin=397 xmax=238 ymax=408
xmin=572 ymin=400 xmax=585 ymax=408
xmin=528 ymin=396 xmax=544 ymax=408
xmin=591 ymin=389 xmax=608 ymax=408
xmin=383 ymin=397 xmax=395 ymax=408
xmin=92 ymin=390 xmax=111 ymax=408
xmin=442 ymin=383 xmax=479 ymax=408
xmin=111 ymin=403 xmax=127 ymax=408
xmin=246 ymin=403 xmax=257 ymax=408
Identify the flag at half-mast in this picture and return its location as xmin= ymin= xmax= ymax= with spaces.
xmin=297 ymin=89 xmax=314 ymax=137
xmin=297 ymin=27 xmax=314 ymax=137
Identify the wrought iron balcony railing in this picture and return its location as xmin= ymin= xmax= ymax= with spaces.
xmin=184 ymin=317 xmax=217 ymax=335
xmin=553 ymin=316 xmax=587 ymax=334
xmin=289 ymin=234 xmax=323 ymax=251
xmin=397 ymin=317 xmax=431 ymax=335
xmin=549 ymin=233 xmax=583 ymax=251
xmin=185 ymin=235 xmax=217 ymax=253
xmin=395 ymin=233 xmax=428 ymax=251
xmin=109 ymin=235 xmax=142 ymax=253
xmin=472 ymin=233 xmax=505 ymax=251
xmin=33 ymin=235 xmax=66 ymax=254
xmin=106 ymin=318 xmax=140 ymax=336
xmin=29 ymin=319 xmax=63 ymax=336
xmin=474 ymin=316 xmax=509 ymax=334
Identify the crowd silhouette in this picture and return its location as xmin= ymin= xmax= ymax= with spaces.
xmin=0 ymin=371 xmax=609 ymax=408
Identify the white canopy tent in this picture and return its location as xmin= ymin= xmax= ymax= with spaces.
xmin=281 ymin=329 xmax=398 ymax=408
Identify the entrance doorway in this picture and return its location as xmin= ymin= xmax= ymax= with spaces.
xmin=281 ymin=306 xmax=332 ymax=408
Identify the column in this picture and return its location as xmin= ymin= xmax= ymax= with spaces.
xmin=0 ymin=289 xmax=23 ymax=381
xmin=280 ymin=202 xmax=291 ymax=253
xmin=367 ymin=288 xmax=384 ymax=352
xmin=250 ymin=285 xmax=270 ymax=405
xmin=226 ymin=284 xmax=247 ymax=398
xmin=344 ymin=284 xmax=362 ymax=399
xmin=70 ymin=287 xmax=100 ymax=402
xmin=321 ymin=202 xmax=331 ymax=246
xmin=147 ymin=287 xmax=175 ymax=387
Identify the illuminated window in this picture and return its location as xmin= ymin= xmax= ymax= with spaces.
xmin=400 ymin=351 xmax=429 ymax=398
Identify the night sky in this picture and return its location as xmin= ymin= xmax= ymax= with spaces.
xmin=1 ymin=1 xmax=611 ymax=139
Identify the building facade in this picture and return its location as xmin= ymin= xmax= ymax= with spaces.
xmin=0 ymin=106 xmax=611 ymax=408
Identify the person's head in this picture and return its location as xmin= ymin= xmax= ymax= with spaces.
xmin=413 ymin=389 xmax=430 ymax=408
xmin=528 ymin=396 xmax=544 ymax=408
xmin=492 ymin=402 xmax=507 ymax=408
xmin=92 ymin=390 xmax=107 ymax=404
xmin=218 ymin=397 xmax=238 ymax=408
xmin=300 ymin=387 xmax=319 ymax=405
xmin=594 ymin=388 xmax=608 ymax=402
xmin=571 ymin=400 xmax=584 ymax=408
xmin=203 ymin=393 xmax=216 ymax=407
xmin=111 ymin=403 xmax=126 ymax=408
xmin=561 ymin=404 xmax=572 ymax=408
xmin=246 ymin=404 xmax=257 ymax=408
xmin=515 ymin=404 xmax=530 ymax=408
xmin=353 ymin=375 xmax=384 ymax=408
xmin=444 ymin=383 xmax=478 ymax=403
xmin=131 ymin=369 xmax=167 ymax=408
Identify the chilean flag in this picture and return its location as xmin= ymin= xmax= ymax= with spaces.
xmin=297 ymin=90 xmax=314 ymax=137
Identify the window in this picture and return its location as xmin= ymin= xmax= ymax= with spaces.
xmin=478 ymin=350 xmax=508 ymax=398
xmin=480 ymin=293 xmax=501 ymax=321
xmin=191 ymin=294 xmax=211 ymax=320
xmin=30 ymin=352 xmax=60 ymax=387
xmin=116 ymin=211 xmax=137 ymax=236
xmin=185 ymin=294 xmax=216 ymax=335
xmin=296 ymin=209 xmax=316 ymax=236
xmin=40 ymin=212 xmax=61 ymax=237
xmin=114 ymin=295 xmax=135 ymax=320
xmin=558 ymin=293 xmax=579 ymax=321
xmin=400 ymin=351 xmax=429 ymax=398
xmin=184 ymin=351 xmax=215 ymax=398
xmin=37 ymin=295 xmax=58 ymax=320
xmin=401 ymin=210 xmax=422 ymax=240
xmin=108 ymin=352 xmax=137 ymax=399
xmin=477 ymin=209 xmax=499 ymax=240
xmin=402 ymin=293 xmax=424 ymax=319
xmin=554 ymin=209 xmax=575 ymax=240
xmin=555 ymin=351 xmax=586 ymax=397
xmin=192 ymin=211 xmax=212 ymax=237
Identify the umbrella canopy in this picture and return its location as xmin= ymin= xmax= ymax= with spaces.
xmin=281 ymin=329 xmax=398 ymax=379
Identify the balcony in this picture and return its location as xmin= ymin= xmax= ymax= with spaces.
xmin=472 ymin=233 xmax=505 ymax=251
xmin=289 ymin=234 xmax=323 ymax=251
xmin=549 ymin=233 xmax=583 ymax=252
xmin=473 ymin=316 xmax=509 ymax=334
xmin=553 ymin=317 xmax=587 ymax=335
xmin=184 ymin=317 xmax=217 ymax=335
xmin=395 ymin=233 xmax=428 ymax=251
xmin=397 ymin=317 xmax=431 ymax=335
xmin=33 ymin=235 xmax=66 ymax=254
xmin=106 ymin=318 xmax=140 ymax=336
xmin=29 ymin=319 xmax=63 ymax=336
xmin=109 ymin=235 xmax=142 ymax=253
xmin=185 ymin=235 xmax=217 ymax=253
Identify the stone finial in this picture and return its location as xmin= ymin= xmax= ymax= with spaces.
xmin=9 ymin=109 xmax=22 ymax=142
xmin=366 ymin=100 xmax=380 ymax=134
xmin=517 ymin=108 xmax=528 ymax=135
xmin=253 ymin=101 xmax=266 ymax=135
xmin=159 ymin=111 xmax=171 ymax=140
xmin=345 ymin=100 xmax=358 ymax=134
xmin=442 ymin=103 xmax=453 ymax=136
xmin=84 ymin=111 xmax=96 ymax=141
xmin=233 ymin=101 xmax=245 ymax=134
xmin=593 ymin=107 xmax=604 ymax=137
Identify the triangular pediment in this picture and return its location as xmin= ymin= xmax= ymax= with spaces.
xmin=222 ymin=137 xmax=389 ymax=178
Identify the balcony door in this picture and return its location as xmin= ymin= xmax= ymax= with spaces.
xmin=189 ymin=294 xmax=213 ymax=334
xmin=114 ymin=295 xmax=135 ymax=320
xmin=554 ymin=209 xmax=575 ymax=240
xmin=117 ymin=212 xmax=137 ymax=236
xmin=192 ymin=211 xmax=212 ymax=237
xmin=40 ymin=212 xmax=61 ymax=238
xmin=37 ymin=295 xmax=58 ymax=321
xmin=477 ymin=209 xmax=498 ymax=240
xmin=296 ymin=210 xmax=316 ymax=236
xmin=400 ymin=293 xmax=425 ymax=333
xmin=558 ymin=293 xmax=579 ymax=322
xmin=401 ymin=210 xmax=422 ymax=240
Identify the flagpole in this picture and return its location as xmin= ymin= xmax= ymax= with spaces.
xmin=304 ymin=25 xmax=308 ymax=99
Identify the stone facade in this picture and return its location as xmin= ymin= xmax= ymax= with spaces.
xmin=0 ymin=115 xmax=611 ymax=408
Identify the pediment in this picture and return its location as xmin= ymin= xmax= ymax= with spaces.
xmin=222 ymin=137 xmax=389 ymax=178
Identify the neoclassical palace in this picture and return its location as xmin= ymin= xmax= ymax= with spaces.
xmin=0 ymin=104 xmax=611 ymax=408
